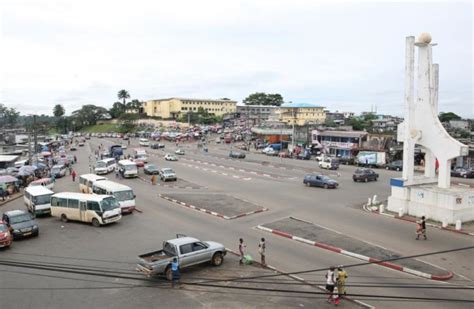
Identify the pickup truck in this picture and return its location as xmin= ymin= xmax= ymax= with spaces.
xmin=136 ymin=236 xmax=226 ymax=280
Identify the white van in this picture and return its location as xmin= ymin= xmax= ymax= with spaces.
xmin=50 ymin=192 xmax=122 ymax=227
xmin=139 ymin=138 xmax=150 ymax=147
xmin=94 ymin=158 xmax=116 ymax=175
xmin=79 ymin=174 xmax=107 ymax=193
xmin=51 ymin=164 xmax=67 ymax=178
xmin=133 ymin=148 xmax=148 ymax=163
xmin=92 ymin=180 xmax=136 ymax=213
xmin=24 ymin=186 xmax=54 ymax=216
xmin=118 ymin=160 xmax=138 ymax=178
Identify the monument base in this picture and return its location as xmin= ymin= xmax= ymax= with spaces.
xmin=387 ymin=178 xmax=474 ymax=224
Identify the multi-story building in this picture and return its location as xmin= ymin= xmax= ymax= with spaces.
xmin=142 ymin=98 xmax=237 ymax=119
xmin=277 ymin=103 xmax=326 ymax=126
xmin=236 ymin=105 xmax=278 ymax=126
xmin=311 ymin=130 xmax=368 ymax=158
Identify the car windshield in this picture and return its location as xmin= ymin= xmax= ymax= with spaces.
xmin=162 ymin=169 xmax=174 ymax=174
xmin=96 ymin=162 xmax=107 ymax=168
xmin=100 ymin=197 xmax=120 ymax=211
xmin=146 ymin=165 xmax=156 ymax=170
xmin=34 ymin=194 xmax=53 ymax=205
xmin=10 ymin=214 xmax=33 ymax=224
xmin=51 ymin=167 xmax=61 ymax=173
xmin=114 ymin=190 xmax=134 ymax=201
xmin=123 ymin=165 xmax=136 ymax=171
xmin=137 ymin=155 xmax=146 ymax=159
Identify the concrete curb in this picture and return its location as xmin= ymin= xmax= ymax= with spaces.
xmin=225 ymin=248 xmax=374 ymax=308
xmin=256 ymin=225 xmax=453 ymax=281
xmin=363 ymin=204 xmax=474 ymax=237
xmin=138 ymin=176 xmax=202 ymax=190
xmin=159 ymin=194 xmax=268 ymax=220
xmin=0 ymin=192 xmax=24 ymax=207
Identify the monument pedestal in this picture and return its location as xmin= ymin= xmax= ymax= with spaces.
xmin=387 ymin=178 xmax=474 ymax=224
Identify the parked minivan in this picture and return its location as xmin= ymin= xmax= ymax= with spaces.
xmin=79 ymin=174 xmax=107 ymax=193
xmin=51 ymin=164 xmax=67 ymax=178
xmin=24 ymin=186 xmax=54 ymax=216
xmin=318 ymin=157 xmax=340 ymax=170
xmin=94 ymin=158 xmax=116 ymax=175
xmin=118 ymin=160 xmax=138 ymax=178
xmin=139 ymin=138 xmax=150 ymax=147
xmin=92 ymin=181 xmax=136 ymax=214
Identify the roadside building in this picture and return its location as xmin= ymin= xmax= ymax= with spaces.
xmin=142 ymin=98 xmax=237 ymax=119
xmin=277 ymin=103 xmax=326 ymax=126
xmin=311 ymin=130 xmax=368 ymax=158
xmin=236 ymin=105 xmax=278 ymax=126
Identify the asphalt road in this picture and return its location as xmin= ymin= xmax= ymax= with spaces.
xmin=0 ymin=136 xmax=473 ymax=309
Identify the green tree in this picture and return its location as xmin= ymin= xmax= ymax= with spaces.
xmin=53 ymin=104 xmax=65 ymax=118
xmin=118 ymin=113 xmax=139 ymax=133
xmin=117 ymin=89 xmax=130 ymax=105
xmin=72 ymin=105 xmax=108 ymax=128
xmin=439 ymin=112 xmax=461 ymax=123
xmin=243 ymin=92 xmax=284 ymax=106
xmin=126 ymin=99 xmax=142 ymax=113
xmin=109 ymin=102 xmax=127 ymax=118
xmin=0 ymin=104 xmax=20 ymax=128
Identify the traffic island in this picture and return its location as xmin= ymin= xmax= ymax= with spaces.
xmin=159 ymin=193 xmax=268 ymax=220
xmin=139 ymin=176 xmax=203 ymax=190
xmin=257 ymin=217 xmax=453 ymax=281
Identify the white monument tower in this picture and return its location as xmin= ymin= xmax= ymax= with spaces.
xmin=387 ymin=33 xmax=473 ymax=224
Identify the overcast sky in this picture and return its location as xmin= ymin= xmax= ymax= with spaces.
xmin=0 ymin=0 xmax=472 ymax=117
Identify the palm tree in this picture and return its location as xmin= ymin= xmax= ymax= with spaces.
xmin=117 ymin=90 xmax=130 ymax=105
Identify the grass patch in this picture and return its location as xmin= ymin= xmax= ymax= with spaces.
xmin=80 ymin=123 xmax=121 ymax=133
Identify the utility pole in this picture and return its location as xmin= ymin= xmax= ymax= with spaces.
xmin=33 ymin=115 xmax=38 ymax=163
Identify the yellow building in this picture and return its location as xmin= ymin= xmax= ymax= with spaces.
xmin=142 ymin=98 xmax=237 ymax=119
xmin=277 ymin=103 xmax=326 ymax=126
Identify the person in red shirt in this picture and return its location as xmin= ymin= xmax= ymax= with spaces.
xmin=71 ymin=169 xmax=77 ymax=182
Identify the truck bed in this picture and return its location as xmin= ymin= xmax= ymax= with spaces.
xmin=139 ymin=250 xmax=172 ymax=263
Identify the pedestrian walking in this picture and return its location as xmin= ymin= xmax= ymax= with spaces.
xmin=258 ymin=237 xmax=266 ymax=266
xmin=68 ymin=166 xmax=73 ymax=175
xmin=151 ymin=174 xmax=157 ymax=185
xmin=325 ymin=266 xmax=336 ymax=303
xmin=239 ymin=238 xmax=246 ymax=265
xmin=51 ymin=173 xmax=56 ymax=183
xmin=0 ymin=187 xmax=5 ymax=201
xmin=71 ymin=169 xmax=77 ymax=182
xmin=170 ymin=257 xmax=180 ymax=288
xmin=115 ymin=168 xmax=119 ymax=178
xmin=337 ymin=265 xmax=348 ymax=297
xmin=416 ymin=216 xmax=427 ymax=240
xmin=73 ymin=155 xmax=77 ymax=163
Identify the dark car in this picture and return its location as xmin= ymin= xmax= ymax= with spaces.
xmin=385 ymin=160 xmax=403 ymax=171
xmin=229 ymin=151 xmax=246 ymax=159
xmin=151 ymin=143 xmax=165 ymax=149
xmin=144 ymin=164 xmax=159 ymax=175
xmin=303 ymin=174 xmax=338 ymax=189
xmin=451 ymin=167 xmax=474 ymax=179
xmin=2 ymin=210 xmax=39 ymax=239
xmin=353 ymin=168 xmax=379 ymax=182
xmin=338 ymin=156 xmax=355 ymax=165
xmin=296 ymin=152 xmax=311 ymax=160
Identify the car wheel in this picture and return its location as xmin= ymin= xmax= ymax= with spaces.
xmin=61 ymin=214 xmax=68 ymax=222
xmin=396 ymin=168 xmax=400 ymax=171
xmin=211 ymin=252 xmax=224 ymax=266
xmin=375 ymin=177 xmax=378 ymax=181
xmin=353 ymin=179 xmax=357 ymax=182
xmin=463 ymin=174 xmax=467 ymax=178
xmin=324 ymin=184 xmax=328 ymax=189
xmin=364 ymin=178 xmax=368 ymax=183
xmin=385 ymin=167 xmax=389 ymax=170
xmin=92 ymin=218 xmax=101 ymax=227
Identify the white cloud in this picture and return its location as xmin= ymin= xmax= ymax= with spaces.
xmin=0 ymin=0 xmax=472 ymax=117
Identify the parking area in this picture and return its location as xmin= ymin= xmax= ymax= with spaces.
xmin=160 ymin=193 xmax=268 ymax=219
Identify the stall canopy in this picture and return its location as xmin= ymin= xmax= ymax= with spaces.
xmin=17 ymin=165 xmax=37 ymax=177
xmin=0 ymin=175 xmax=18 ymax=184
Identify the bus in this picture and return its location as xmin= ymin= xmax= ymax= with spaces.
xmin=92 ymin=180 xmax=136 ymax=213
xmin=94 ymin=158 xmax=116 ymax=175
xmin=79 ymin=174 xmax=107 ymax=193
xmin=24 ymin=186 xmax=54 ymax=216
xmin=50 ymin=192 xmax=122 ymax=227
xmin=118 ymin=160 xmax=138 ymax=178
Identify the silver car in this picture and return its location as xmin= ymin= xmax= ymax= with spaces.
xmin=159 ymin=168 xmax=177 ymax=181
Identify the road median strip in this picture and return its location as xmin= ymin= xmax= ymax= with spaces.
xmin=256 ymin=218 xmax=454 ymax=281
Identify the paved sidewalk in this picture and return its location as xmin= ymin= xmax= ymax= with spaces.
xmin=0 ymin=191 xmax=24 ymax=207
xmin=259 ymin=217 xmax=453 ymax=281
xmin=363 ymin=203 xmax=474 ymax=236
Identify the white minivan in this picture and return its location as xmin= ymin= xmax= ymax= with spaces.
xmin=94 ymin=158 xmax=117 ymax=175
xmin=24 ymin=186 xmax=54 ymax=216
xmin=92 ymin=180 xmax=136 ymax=214
xmin=139 ymin=138 xmax=150 ymax=147
xmin=118 ymin=160 xmax=138 ymax=178
xmin=133 ymin=148 xmax=148 ymax=163
xmin=79 ymin=174 xmax=107 ymax=193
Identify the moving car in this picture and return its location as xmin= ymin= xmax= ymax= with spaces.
xmin=175 ymin=149 xmax=185 ymax=155
xmin=2 ymin=210 xmax=39 ymax=239
xmin=229 ymin=151 xmax=246 ymax=159
xmin=0 ymin=220 xmax=13 ymax=248
xmin=164 ymin=154 xmax=178 ymax=161
xmin=151 ymin=143 xmax=165 ymax=149
xmin=159 ymin=168 xmax=177 ymax=181
xmin=134 ymin=159 xmax=145 ymax=168
xmin=139 ymin=138 xmax=150 ymax=147
xmin=78 ymin=141 xmax=85 ymax=146
xmin=303 ymin=174 xmax=338 ymax=189
xmin=385 ymin=160 xmax=403 ymax=171
xmin=353 ymin=168 xmax=379 ymax=182
xmin=451 ymin=167 xmax=474 ymax=179
xmin=136 ymin=236 xmax=226 ymax=279
xmin=319 ymin=157 xmax=339 ymax=170
xmin=70 ymin=145 xmax=77 ymax=151
xmin=264 ymin=148 xmax=278 ymax=156
xmin=144 ymin=164 xmax=160 ymax=175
